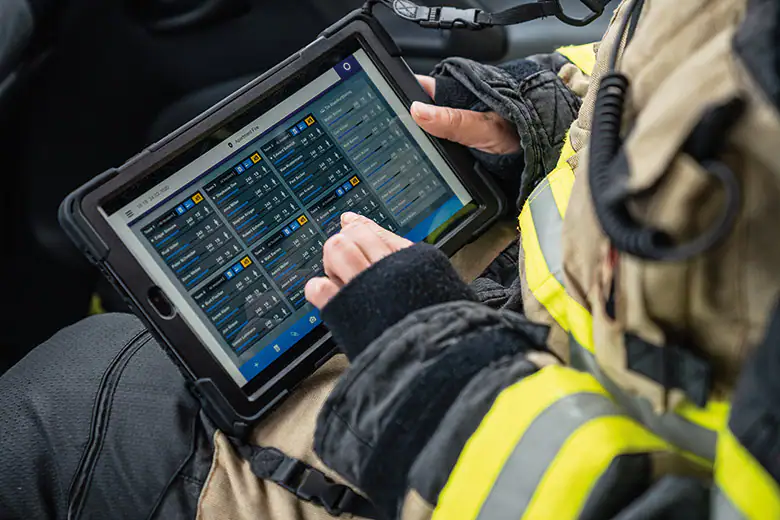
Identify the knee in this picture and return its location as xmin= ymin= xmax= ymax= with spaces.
xmin=0 ymin=313 xmax=149 ymax=407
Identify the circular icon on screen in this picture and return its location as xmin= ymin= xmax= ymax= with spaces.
xmin=343 ymin=62 xmax=352 ymax=72
xmin=227 ymin=142 xmax=234 ymax=148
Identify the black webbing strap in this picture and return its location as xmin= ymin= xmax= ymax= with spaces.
xmin=236 ymin=444 xmax=378 ymax=518
xmin=624 ymin=334 xmax=712 ymax=408
xmin=367 ymin=0 xmax=612 ymax=30
xmin=476 ymin=2 xmax=559 ymax=27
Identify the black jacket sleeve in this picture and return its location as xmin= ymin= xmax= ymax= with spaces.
xmin=316 ymin=298 xmax=550 ymax=519
xmin=728 ymin=300 xmax=780 ymax=484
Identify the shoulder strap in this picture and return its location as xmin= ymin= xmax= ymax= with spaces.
xmin=235 ymin=444 xmax=378 ymax=518
xmin=367 ymin=0 xmax=613 ymax=30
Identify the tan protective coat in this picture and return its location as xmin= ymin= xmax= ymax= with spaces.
xmin=560 ymin=0 xmax=780 ymax=412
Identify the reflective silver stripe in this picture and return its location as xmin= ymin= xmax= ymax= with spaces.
xmin=712 ymin=487 xmax=745 ymax=520
xmin=570 ymin=336 xmax=717 ymax=461
xmin=528 ymin=179 xmax=566 ymax=285
xmin=476 ymin=393 xmax=620 ymax=520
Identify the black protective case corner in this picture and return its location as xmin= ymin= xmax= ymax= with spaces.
xmin=59 ymin=9 xmax=505 ymax=438
xmin=59 ymin=167 xmax=121 ymax=265
xmin=190 ymin=378 xmax=288 ymax=438
xmin=190 ymin=335 xmax=338 ymax=438
xmin=320 ymin=8 xmax=402 ymax=56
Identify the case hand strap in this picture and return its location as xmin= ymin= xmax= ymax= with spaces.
xmin=237 ymin=444 xmax=378 ymax=518
xmin=366 ymin=0 xmax=612 ymax=29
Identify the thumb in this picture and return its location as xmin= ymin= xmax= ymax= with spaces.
xmin=410 ymin=101 xmax=520 ymax=155
xmin=415 ymin=74 xmax=436 ymax=99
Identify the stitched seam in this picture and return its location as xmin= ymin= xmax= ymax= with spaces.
xmin=522 ymin=177 xmax=553 ymax=213
xmin=146 ymin=410 xmax=202 ymax=519
xmin=66 ymin=327 xmax=150 ymax=518
xmin=329 ymin=408 xmax=376 ymax=451
xmin=555 ymin=76 xmax=582 ymax=121
xmin=179 ymin=474 xmax=205 ymax=486
xmin=66 ymin=326 xmax=148 ymax=502
xmin=522 ymin=78 xmax=580 ymax=162
xmin=196 ymin=432 xmax=221 ymax=520
xmin=79 ymin=335 xmax=154 ymax=513
xmin=521 ymin=75 xmax=565 ymax=146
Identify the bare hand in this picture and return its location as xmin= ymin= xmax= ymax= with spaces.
xmin=305 ymin=212 xmax=412 ymax=309
xmin=411 ymin=75 xmax=521 ymax=155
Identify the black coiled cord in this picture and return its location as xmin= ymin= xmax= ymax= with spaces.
xmin=588 ymin=73 xmax=677 ymax=259
xmin=587 ymin=0 xmax=742 ymax=262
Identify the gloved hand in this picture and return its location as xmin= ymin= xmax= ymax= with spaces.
xmin=415 ymin=56 xmax=583 ymax=211
xmin=410 ymin=75 xmax=521 ymax=156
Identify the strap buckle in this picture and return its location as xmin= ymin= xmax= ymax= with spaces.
xmin=423 ymin=7 xmax=481 ymax=29
xmin=554 ymin=0 xmax=604 ymax=27
xmin=392 ymin=0 xmax=482 ymax=29
xmin=275 ymin=458 xmax=358 ymax=516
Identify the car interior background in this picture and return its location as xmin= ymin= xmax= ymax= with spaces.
xmin=0 ymin=0 xmax=615 ymax=374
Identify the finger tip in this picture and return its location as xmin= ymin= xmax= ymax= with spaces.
xmin=304 ymin=277 xmax=325 ymax=304
xmin=411 ymin=101 xmax=435 ymax=122
xmin=341 ymin=211 xmax=359 ymax=225
xmin=306 ymin=277 xmax=340 ymax=310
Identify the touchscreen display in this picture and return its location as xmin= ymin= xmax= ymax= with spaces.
xmin=105 ymin=48 xmax=473 ymax=388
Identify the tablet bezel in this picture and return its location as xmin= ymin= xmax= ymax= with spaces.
xmin=72 ymin=13 xmax=505 ymax=421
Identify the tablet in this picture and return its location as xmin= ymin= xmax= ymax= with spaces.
xmin=60 ymin=11 xmax=504 ymax=436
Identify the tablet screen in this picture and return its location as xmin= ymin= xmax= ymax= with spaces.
xmin=104 ymin=47 xmax=473 ymax=389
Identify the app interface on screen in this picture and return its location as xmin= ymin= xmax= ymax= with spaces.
xmin=108 ymin=49 xmax=472 ymax=386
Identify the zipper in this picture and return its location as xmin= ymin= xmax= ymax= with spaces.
xmin=67 ymin=329 xmax=153 ymax=520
